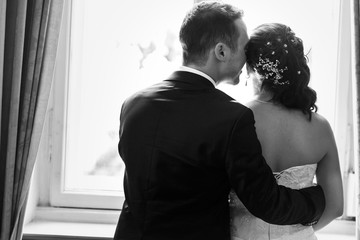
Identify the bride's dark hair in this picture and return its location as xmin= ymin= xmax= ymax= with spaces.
xmin=245 ymin=23 xmax=317 ymax=120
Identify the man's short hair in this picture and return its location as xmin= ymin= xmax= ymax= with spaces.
xmin=179 ymin=1 xmax=244 ymax=65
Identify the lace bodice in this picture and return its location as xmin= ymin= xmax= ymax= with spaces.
xmin=229 ymin=164 xmax=318 ymax=240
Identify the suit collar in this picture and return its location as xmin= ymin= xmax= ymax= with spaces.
xmin=178 ymin=66 xmax=216 ymax=87
xmin=165 ymin=71 xmax=216 ymax=89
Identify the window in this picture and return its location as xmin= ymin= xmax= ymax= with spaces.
xmin=49 ymin=0 xmax=354 ymax=217
xmin=50 ymin=0 xmax=194 ymax=209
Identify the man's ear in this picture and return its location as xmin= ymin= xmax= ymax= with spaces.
xmin=214 ymin=43 xmax=230 ymax=62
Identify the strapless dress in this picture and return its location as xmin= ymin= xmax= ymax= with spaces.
xmin=229 ymin=164 xmax=318 ymax=240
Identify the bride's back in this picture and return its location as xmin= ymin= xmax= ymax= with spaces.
xmin=232 ymin=22 xmax=343 ymax=239
xmin=246 ymin=100 xmax=331 ymax=172
xmin=229 ymin=100 xmax=323 ymax=239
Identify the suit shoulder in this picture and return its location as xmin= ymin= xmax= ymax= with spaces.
xmin=212 ymin=90 xmax=254 ymax=121
xmin=123 ymin=81 xmax=166 ymax=102
xmin=213 ymin=89 xmax=248 ymax=109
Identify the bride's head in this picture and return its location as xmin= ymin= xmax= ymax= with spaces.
xmin=245 ymin=23 xmax=317 ymax=119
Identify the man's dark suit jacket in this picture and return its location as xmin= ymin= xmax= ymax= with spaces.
xmin=114 ymin=71 xmax=325 ymax=240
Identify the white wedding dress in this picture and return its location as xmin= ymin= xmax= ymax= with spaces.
xmin=229 ymin=164 xmax=318 ymax=240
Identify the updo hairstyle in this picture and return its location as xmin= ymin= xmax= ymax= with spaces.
xmin=245 ymin=23 xmax=317 ymax=120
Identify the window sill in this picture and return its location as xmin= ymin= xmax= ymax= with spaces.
xmin=23 ymin=207 xmax=356 ymax=240
xmin=23 ymin=207 xmax=119 ymax=240
xmin=23 ymin=221 xmax=116 ymax=240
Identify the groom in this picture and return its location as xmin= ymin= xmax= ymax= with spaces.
xmin=114 ymin=2 xmax=325 ymax=240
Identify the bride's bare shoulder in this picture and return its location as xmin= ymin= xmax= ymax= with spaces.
xmin=244 ymin=99 xmax=273 ymax=110
xmin=310 ymin=112 xmax=335 ymax=138
xmin=311 ymin=112 xmax=331 ymax=126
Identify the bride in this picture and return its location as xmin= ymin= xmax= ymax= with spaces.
xmin=229 ymin=23 xmax=344 ymax=240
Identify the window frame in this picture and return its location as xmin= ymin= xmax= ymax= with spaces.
xmin=46 ymin=0 xmax=356 ymax=219
xmin=49 ymin=0 xmax=124 ymax=210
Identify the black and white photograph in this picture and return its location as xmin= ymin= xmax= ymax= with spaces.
xmin=0 ymin=0 xmax=359 ymax=239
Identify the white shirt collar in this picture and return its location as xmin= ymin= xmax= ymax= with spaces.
xmin=178 ymin=66 xmax=217 ymax=87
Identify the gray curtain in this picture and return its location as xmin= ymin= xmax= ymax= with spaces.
xmin=350 ymin=0 xmax=360 ymax=239
xmin=0 ymin=1 xmax=63 ymax=239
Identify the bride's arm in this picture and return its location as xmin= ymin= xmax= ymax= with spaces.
xmin=313 ymin=120 xmax=343 ymax=231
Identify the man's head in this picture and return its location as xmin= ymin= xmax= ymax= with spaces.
xmin=179 ymin=1 xmax=248 ymax=85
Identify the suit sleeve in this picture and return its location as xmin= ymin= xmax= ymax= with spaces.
xmin=225 ymin=108 xmax=325 ymax=225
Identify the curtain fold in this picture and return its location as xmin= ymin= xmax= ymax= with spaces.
xmin=0 ymin=0 xmax=5 ymax=127
xmin=350 ymin=0 xmax=360 ymax=239
xmin=0 ymin=1 xmax=63 ymax=240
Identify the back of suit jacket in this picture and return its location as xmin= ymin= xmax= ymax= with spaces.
xmin=114 ymin=71 xmax=324 ymax=240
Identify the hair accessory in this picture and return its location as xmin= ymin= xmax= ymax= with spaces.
xmin=255 ymin=55 xmax=289 ymax=85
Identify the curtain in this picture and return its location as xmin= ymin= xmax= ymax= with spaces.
xmin=0 ymin=0 xmax=63 ymax=239
xmin=350 ymin=0 xmax=360 ymax=239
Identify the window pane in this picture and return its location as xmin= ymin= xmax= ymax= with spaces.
xmin=63 ymin=0 xmax=341 ymax=198
xmin=64 ymin=0 xmax=193 ymax=194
